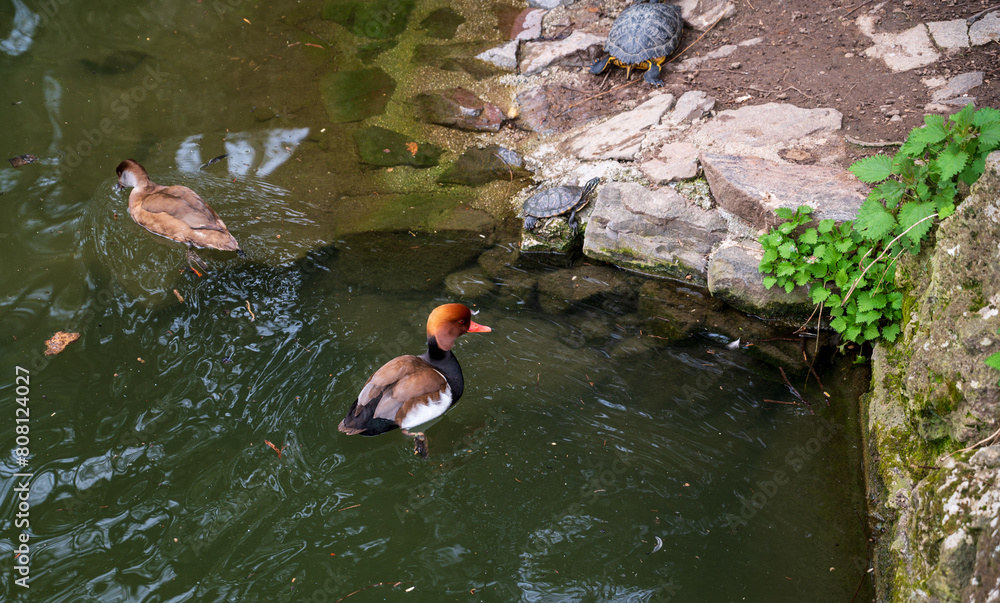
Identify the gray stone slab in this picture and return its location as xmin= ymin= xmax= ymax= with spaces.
xmin=476 ymin=41 xmax=519 ymax=71
xmin=857 ymin=16 xmax=940 ymax=72
xmin=640 ymin=142 xmax=700 ymax=184
xmin=519 ymin=30 xmax=605 ymax=75
xmin=970 ymin=12 xmax=1000 ymax=46
xmin=582 ymin=182 xmax=728 ymax=283
xmin=563 ymin=94 xmax=675 ymax=160
xmin=707 ymin=240 xmax=811 ymax=317
xmin=701 ymin=153 xmax=867 ymax=230
xmin=927 ymin=19 xmax=970 ymax=49
xmin=931 ymin=72 xmax=984 ymax=102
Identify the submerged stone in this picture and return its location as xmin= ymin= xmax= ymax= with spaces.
xmin=322 ymin=0 xmax=415 ymax=39
xmin=352 ymin=126 xmax=443 ymax=168
xmin=438 ymin=145 xmax=530 ymax=186
xmin=419 ymin=7 xmax=466 ymax=40
xmin=356 ymin=40 xmax=398 ymax=63
xmin=80 ymin=50 xmax=148 ymax=74
xmin=414 ymin=87 xmax=504 ymax=132
xmin=319 ymin=68 xmax=395 ymax=123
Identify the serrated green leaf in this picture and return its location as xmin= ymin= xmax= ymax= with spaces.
xmin=778 ymin=241 xmax=797 ymax=259
xmin=849 ymin=154 xmax=894 ymax=183
xmin=810 ymin=286 xmax=831 ymax=304
xmin=857 ymin=291 xmax=876 ymax=313
xmin=797 ymin=205 xmax=814 ymax=215
xmin=775 ymin=207 xmax=795 ymax=220
xmin=973 ymin=106 xmax=1000 ymax=128
xmin=863 ymin=323 xmax=881 ymax=342
xmin=855 ymin=198 xmax=897 ymax=241
xmin=978 ymin=122 xmax=1000 ymax=150
xmin=778 ymin=222 xmax=796 ymax=235
xmin=784 ymin=282 xmax=794 ymax=294
xmin=830 ymin=316 xmax=848 ymax=332
xmin=889 ymin=292 xmax=903 ymax=310
xmin=986 ymin=350 xmax=1000 ymax=370
xmin=938 ymin=202 xmax=955 ymax=219
xmin=834 ymin=238 xmax=854 ymax=253
xmin=798 ymin=228 xmax=818 ymax=246
xmin=776 ymin=262 xmax=796 ymax=277
xmin=871 ymin=179 xmax=905 ymax=209
xmin=950 ymin=103 xmax=975 ymax=129
xmin=871 ymin=293 xmax=887 ymax=309
xmin=898 ymin=200 xmax=936 ymax=244
xmin=844 ymin=325 xmax=862 ymax=342
xmin=763 ymin=276 xmax=777 ymax=289
xmin=855 ymin=310 xmax=882 ymax=324
xmin=882 ymin=323 xmax=901 ymax=342
xmin=818 ymin=219 xmax=835 ymax=234
xmin=935 ymin=149 xmax=969 ymax=181
xmin=827 ymin=293 xmax=841 ymax=307
xmin=762 ymin=248 xmax=778 ymax=264
xmin=809 ymin=263 xmax=829 ymax=279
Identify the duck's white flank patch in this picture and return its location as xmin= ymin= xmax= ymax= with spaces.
xmin=400 ymin=376 xmax=453 ymax=429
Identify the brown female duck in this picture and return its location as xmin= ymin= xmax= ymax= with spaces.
xmin=115 ymin=159 xmax=244 ymax=272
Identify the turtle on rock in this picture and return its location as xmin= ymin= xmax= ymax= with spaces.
xmin=590 ymin=0 xmax=683 ymax=87
xmin=522 ymin=178 xmax=600 ymax=234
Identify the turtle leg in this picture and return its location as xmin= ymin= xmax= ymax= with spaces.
xmin=402 ymin=429 xmax=429 ymax=458
xmin=524 ymin=216 xmax=538 ymax=231
xmin=186 ymin=245 xmax=209 ymax=275
xmin=643 ymin=61 xmax=664 ymax=87
xmin=567 ymin=208 xmax=580 ymax=235
xmin=590 ymin=55 xmax=612 ymax=75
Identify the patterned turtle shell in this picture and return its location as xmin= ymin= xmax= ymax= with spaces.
xmin=522 ymin=178 xmax=600 ymax=232
xmin=591 ymin=0 xmax=683 ymax=86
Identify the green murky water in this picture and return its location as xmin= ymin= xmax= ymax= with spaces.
xmin=1 ymin=1 xmax=872 ymax=601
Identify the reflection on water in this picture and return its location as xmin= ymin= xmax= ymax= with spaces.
xmin=0 ymin=0 xmax=873 ymax=601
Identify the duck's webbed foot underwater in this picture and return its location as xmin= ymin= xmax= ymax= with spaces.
xmin=402 ymin=429 xmax=429 ymax=458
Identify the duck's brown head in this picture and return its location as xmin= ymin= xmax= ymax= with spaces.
xmin=115 ymin=159 xmax=149 ymax=191
xmin=426 ymin=303 xmax=491 ymax=351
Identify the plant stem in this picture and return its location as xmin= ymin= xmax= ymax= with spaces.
xmin=842 ymin=213 xmax=938 ymax=305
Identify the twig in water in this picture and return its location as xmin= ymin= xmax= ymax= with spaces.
xmin=779 ymin=366 xmax=813 ymax=414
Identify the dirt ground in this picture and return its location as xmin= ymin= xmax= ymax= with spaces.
xmin=590 ymin=0 xmax=1000 ymax=165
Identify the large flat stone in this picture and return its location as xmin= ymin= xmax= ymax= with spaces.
xmin=563 ymin=94 xmax=675 ymax=160
xmin=931 ymin=71 xmax=985 ymax=102
xmin=640 ymin=142 xmax=699 ymax=183
xmin=970 ymin=11 xmax=1000 ymax=46
xmin=857 ymin=16 xmax=940 ymax=72
xmin=701 ymin=153 xmax=867 ymax=230
xmin=927 ymin=19 xmax=970 ymax=49
xmin=707 ymin=239 xmax=811 ymax=317
xmin=519 ymin=30 xmax=605 ymax=75
xmin=582 ymin=182 xmax=728 ymax=283
xmin=413 ymin=87 xmax=505 ymax=132
xmin=686 ymin=102 xmax=844 ymax=163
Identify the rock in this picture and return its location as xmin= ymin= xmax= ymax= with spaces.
xmin=686 ymin=102 xmax=844 ymax=163
xmin=927 ymin=19 xmax=970 ymax=49
xmin=930 ymin=71 xmax=984 ymax=103
xmin=438 ymin=145 xmax=530 ymax=186
xmin=476 ymin=41 xmax=519 ymax=71
xmin=664 ymin=90 xmax=715 ymax=125
xmin=857 ymin=15 xmax=940 ymax=72
xmin=526 ymin=0 xmax=569 ymax=10
xmin=675 ymin=0 xmax=737 ymax=31
xmin=520 ymin=214 xmax=585 ymax=253
xmin=322 ymin=0 xmax=415 ymax=39
xmin=969 ymin=11 xmax=1000 ymax=46
xmin=640 ymin=142 xmax=700 ymax=183
xmin=707 ymin=239 xmax=811 ymax=317
xmin=867 ymin=151 xmax=1000 ymax=603
xmin=519 ymin=30 xmax=605 ymax=75
xmin=319 ymin=68 xmax=396 ymax=123
xmin=413 ymin=87 xmax=505 ymax=132
xmin=582 ymin=182 xmax=728 ymax=284
xmin=352 ymin=126 xmax=443 ymax=168
xmin=563 ymin=93 xmax=675 ymax=160
xmin=80 ymin=50 xmax=148 ymax=74
xmin=510 ymin=8 xmax=545 ymax=40
xmin=536 ymin=264 xmax=636 ymax=314
xmin=701 ymin=153 xmax=867 ymax=230
xmin=418 ymin=7 xmax=465 ymax=39
xmin=514 ymin=84 xmax=619 ymax=135
xmin=444 ymin=268 xmax=496 ymax=298
xmin=478 ymin=245 xmax=521 ymax=279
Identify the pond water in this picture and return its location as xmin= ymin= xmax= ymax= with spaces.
xmin=0 ymin=1 xmax=872 ymax=601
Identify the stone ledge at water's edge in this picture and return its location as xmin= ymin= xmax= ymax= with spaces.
xmin=865 ymin=151 xmax=1000 ymax=602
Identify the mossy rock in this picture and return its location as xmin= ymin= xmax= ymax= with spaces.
xmin=352 ymin=126 xmax=443 ymax=168
xmin=319 ymin=68 xmax=395 ymax=123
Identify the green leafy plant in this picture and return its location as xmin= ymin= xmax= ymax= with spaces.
xmin=759 ymin=104 xmax=1000 ymax=347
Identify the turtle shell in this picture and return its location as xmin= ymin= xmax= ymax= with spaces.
xmin=523 ymin=178 xmax=600 ymax=218
xmin=606 ymin=1 xmax=682 ymax=66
